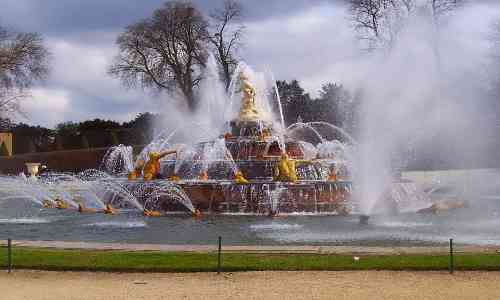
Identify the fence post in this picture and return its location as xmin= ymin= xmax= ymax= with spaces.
xmin=449 ymin=238 xmax=454 ymax=274
xmin=7 ymin=238 xmax=12 ymax=273
xmin=217 ymin=236 xmax=222 ymax=274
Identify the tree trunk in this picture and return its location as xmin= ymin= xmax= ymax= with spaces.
xmin=182 ymin=84 xmax=197 ymax=112
xmin=224 ymin=63 xmax=231 ymax=91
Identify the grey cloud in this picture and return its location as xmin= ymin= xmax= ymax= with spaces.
xmin=2 ymin=0 xmax=500 ymax=128
xmin=2 ymin=0 xmax=334 ymax=38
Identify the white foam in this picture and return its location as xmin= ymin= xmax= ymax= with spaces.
xmin=250 ymin=223 xmax=303 ymax=231
xmin=0 ymin=218 xmax=51 ymax=224
xmin=85 ymin=221 xmax=147 ymax=228
xmin=377 ymin=221 xmax=433 ymax=228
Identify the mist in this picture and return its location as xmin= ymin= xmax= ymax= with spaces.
xmin=341 ymin=2 xmax=500 ymax=214
xmin=106 ymin=1 xmax=500 ymax=216
xmin=151 ymin=54 xmax=286 ymax=150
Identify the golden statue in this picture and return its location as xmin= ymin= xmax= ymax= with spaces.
xmin=144 ymin=209 xmax=162 ymax=217
xmin=55 ymin=198 xmax=68 ymax=209
xmin=192 ymin=209 xmax=203 ymax=218
xmin=42 ymin=199 xmax=55 ymax=208
xmin=274 ymin=153 xmax=298 ymax=183
xmin=78 ymin=203 xmax=97 ymax=213
xmin=234 ymin=170 xmax=249 ymax=184
xmin=258 ymin=128 xmax=271 ymax=141
xmin=198 ymin=170 xmax=209 ymax=181
xmin=143 ymin=150 xmax=177 ymax=181
xmin=328 ymin=166 xmax=337 ymax=182
xmin=237 ymin=72 xmax=261 ymax=122
xmin=167 ymin=174 xmax=181 ymax=182
xmin=127 ymin=149 xmax=179 ymax=182
xmin=128 ymin=159 xmax=145 ymax=180
xmin=103 ymin=204 xmax=115 ymax=215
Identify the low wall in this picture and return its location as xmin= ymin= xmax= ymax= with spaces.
xmin=0 ymin=148 xmax=110 ymax=174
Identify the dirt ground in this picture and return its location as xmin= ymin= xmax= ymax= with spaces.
xmin=1 ymin=270 xmax=500 ymax=300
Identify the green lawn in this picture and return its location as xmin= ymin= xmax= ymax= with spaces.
xmin=0 ymin=247 xmax=499 ymax=272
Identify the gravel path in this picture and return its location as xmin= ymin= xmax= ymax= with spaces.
xmin=1 ymin=270 xmax=500 ymax=300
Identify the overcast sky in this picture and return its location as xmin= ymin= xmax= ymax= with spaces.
xmin=1 ymin=0 xmax=499 ymax=127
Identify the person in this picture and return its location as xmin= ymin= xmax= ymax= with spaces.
xmin=143 ymin=150 xmax=177 ymax=181
xmin=166 ymin=174 xmax=181 ymax=182
xmin=128 ymin=159 xmax=145 ymax=180
xmin=328 ymin=166 xmax=337 ymax=182
xmin=192 ymin=209 xmax=202 ymax=218
xmin=234 ymin=170 xmax=249 ymax=184
xmin=42 ymin=199 xmax=54 ymax=208
xmin=198 ymin=170 xmax=209 ymax=181
xmin=417 ymin=200 xmax=466 ymax=214
xmin=144 ymin=209 xmax=161 ymax=217
xmin=237 ymin=72 xmax=261 ymax=122
xmin=274 ymin=153 xmax=297 ymax=182
xmin=103 ymin=204 xmax=115 ymax=215
xmin=55 ymin=199 xmax=68 ymax=209
xmin=78 ymin=203 xmax=97 ymax=213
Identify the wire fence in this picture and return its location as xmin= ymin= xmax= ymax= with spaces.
xmin=2 ymin=237 xmax=493 ymax=274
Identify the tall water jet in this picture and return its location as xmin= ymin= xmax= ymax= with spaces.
xmin=198 ymin=53 xmax=229 ymax=130
xmin=101 ymin=145 xmax=134 ymax=174
xmin=353 ymin=8 xmax=454 ymax=216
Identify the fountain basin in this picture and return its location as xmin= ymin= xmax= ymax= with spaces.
xmin=173 ymin=181 xmax=353 ymax=215
xmin=160 ymin=159 xmax=339 ymax=181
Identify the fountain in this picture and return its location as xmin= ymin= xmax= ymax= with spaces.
xmin=113 ymin=68 xmax=357 ymax=216
xmin=0 ymin=61 xmax=483 ymax=248
xmin=0 ymin=65 xmax=438 ymax=219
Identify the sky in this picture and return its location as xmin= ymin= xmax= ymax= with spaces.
xmin=1 ymin=0 xmax=499 ymax=128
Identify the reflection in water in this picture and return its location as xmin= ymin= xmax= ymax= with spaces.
xmin=0 ymin=203 xmax=498 ymax=246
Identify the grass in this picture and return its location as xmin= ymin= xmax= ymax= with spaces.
xmin=0 ymin=247 xmax=500 ymax=272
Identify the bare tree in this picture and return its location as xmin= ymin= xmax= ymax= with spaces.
xmin=109 ymin=1 xmax=209 ymax=111
xmin=348 ymin=0 xmax=463 ymax=50
xmin=431 ymin=0 xmax=463 ymax=20
xmin=0 ymin=26 xmax=49 ymax=119
xmin=0 ymin=91 xmax=27 ymax=116
xmin=209 ymin=0 xmax=245 ymax=91
xmin=349 ymin=0 xmax=383 ymax=47
xmin=349 ymin=0 xmax=410 ymax=50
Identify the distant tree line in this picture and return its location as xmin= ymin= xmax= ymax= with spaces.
xmin=1 ymin=113 xmax=159 ymax=155
xmin=276 ymin=80 xmax=358 ymax=133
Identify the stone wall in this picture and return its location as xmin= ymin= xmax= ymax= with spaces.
xmin=0 ymin=145 xmax=145 ymax=175
xmin=0 ymin=148 xmax=109 ymax=174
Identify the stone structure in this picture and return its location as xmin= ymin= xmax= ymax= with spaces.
xmin=129 ymin=70 xmax=353 ymax=215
